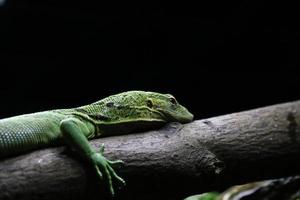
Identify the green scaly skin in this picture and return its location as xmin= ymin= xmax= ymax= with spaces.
xmin=0 ymin=91 xmax=193 ymax=196
xmin=183 ymin=192 xmax=219 ymax=200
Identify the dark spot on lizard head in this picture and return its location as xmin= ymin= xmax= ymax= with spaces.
xmin=75 ymin=108 xmax=88 ymax=114
xmin=88 ymin=114 xmax=111 ymax=121
xmin=106 ymin=102 xmax=114 ymax=108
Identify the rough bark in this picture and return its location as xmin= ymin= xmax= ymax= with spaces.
xmin=0 ymin=101 xmax=300 ymax=200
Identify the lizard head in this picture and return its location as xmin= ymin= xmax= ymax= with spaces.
xmin=89 ymin=91 xmax=194 ymax=124
xmin=143 ymin=91 xmax=194 ymax=123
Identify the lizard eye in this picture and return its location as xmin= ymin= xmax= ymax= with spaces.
xmin=146 ymin=99 xmax=153 ymax=108
xmin=169 ymin=97 xmax=177 ymax=105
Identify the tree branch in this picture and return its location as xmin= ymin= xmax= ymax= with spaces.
xmin=0 ymin=101 xmax=300 ymax=200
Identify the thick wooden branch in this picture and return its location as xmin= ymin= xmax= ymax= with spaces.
xmin=0 ymin=101 xmax=300 ymax=200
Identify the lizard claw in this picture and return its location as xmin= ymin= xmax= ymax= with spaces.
xmin=108 ymin=159 xmax=124 ymax=169
xmin=99 ymin=143 xmax=105 ymax=154
xmin=107 ymin=164 xmax=126 ymax=187
xmin=94 ymin=165 xmax=103 ymax=180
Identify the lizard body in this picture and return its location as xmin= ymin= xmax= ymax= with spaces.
xmin=0 ymin=91 xmax=193 ymax=195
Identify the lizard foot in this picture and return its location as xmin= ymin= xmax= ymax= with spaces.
xmin=90 ymin=145 xmax=126 ymax=197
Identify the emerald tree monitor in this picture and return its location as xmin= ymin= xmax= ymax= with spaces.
xmin=0 ymin=91 xmax=194 ymax=196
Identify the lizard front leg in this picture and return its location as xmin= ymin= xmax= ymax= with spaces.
xmin=60 ymin=117 xmax=125 ymax=196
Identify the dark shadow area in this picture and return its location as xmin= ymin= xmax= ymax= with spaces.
xmin=1 ymin=1 xmax=299 ymax=120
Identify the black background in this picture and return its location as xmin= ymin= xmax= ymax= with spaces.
xmin=0 ymin=0 xmax=299 ymax=120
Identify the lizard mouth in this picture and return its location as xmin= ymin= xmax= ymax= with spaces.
xmin=157 ymin=108 xmax=194 ymax=124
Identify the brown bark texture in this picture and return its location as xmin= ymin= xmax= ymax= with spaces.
xmin=0 ymin=101 xmax=300 ymax=200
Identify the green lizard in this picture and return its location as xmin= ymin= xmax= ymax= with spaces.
xmin=0 ymin=91 xmax=193 ymax=196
